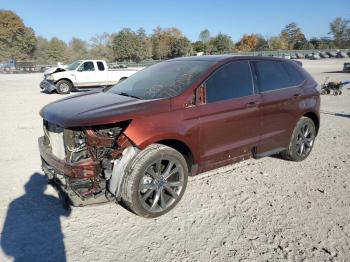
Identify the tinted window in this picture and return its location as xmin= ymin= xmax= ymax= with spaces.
xmin=97 ymin=61 xmax=105 ymax=71
xmin=283 ymin=63 xmax=304 ymax=86
xmin=79 ymin=61 xmax=95 ymax=71
xmin=206 ymin=61 xmax=253 ymax=103
xmin=254 ymin=61 xmax=290 ymax=92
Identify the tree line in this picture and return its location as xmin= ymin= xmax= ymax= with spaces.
xmin=0 ymin=10 xmax=349 ymax=64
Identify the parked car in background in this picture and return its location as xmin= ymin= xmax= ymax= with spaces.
xmin=40 ymin=60 xmax=142 ymax=94
xmin=336 ymin=51 xmax=347 ymax=58
xmin=326 ymin=51 xmax=337 ymax=58
xmin=281 ymin=54 xmax=291 ymax=59
xmin=308 ymin=53 xmax=320 ymax=60
xmin=38 ymin=55 xmax=320 ymax=217
xmin=319 ymin=52 xmax=329 ymax=59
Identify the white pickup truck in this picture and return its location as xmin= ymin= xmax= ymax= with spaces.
xmin=40 ymin=60 xmax=142 ymax=94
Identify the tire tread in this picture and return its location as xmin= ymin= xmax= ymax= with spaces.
xmin=120 ymin=144 xmax=188 ymax=218
xmin=280 ymin=116 xmax=315 ymax=161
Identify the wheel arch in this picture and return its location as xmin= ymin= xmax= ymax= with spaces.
xmin=55 ymin=78 xmax=74 ymax=87
xmin=155 ymin=139 xmax=195 ymax=174
xmin=303 ymin=111 xmax=320 ymax=135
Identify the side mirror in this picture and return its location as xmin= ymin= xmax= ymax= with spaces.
xmin=77 ymin=67 xmax=83 ymax=72
xmin=197 ymin=83 xmax=206 ymax=105
xmin=184 ymin=90 xmax=196 ymax=108
xmin=184 ymin=83 xmax=206 ymax=108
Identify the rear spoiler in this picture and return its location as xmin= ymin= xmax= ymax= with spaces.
xmin=292 ymin=60 xmax=303 ymax=67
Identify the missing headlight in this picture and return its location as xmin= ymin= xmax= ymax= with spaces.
xmin=64 ymin=129 xmax=88 ymax=163
xmin=92 ymin=121 xmax=131 ymax=138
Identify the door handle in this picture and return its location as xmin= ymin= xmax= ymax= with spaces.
xmin=246 ymin=101 xmax=259 ymax=108
xmin=293 ymin=93 xmax=301 ymax=99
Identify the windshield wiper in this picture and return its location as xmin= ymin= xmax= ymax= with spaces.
xmin=117 ymin=92 xmax=141 ymax=99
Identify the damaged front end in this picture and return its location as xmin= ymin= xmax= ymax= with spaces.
xmin=39 ymin=120 xmax=139 ymax=206
xmin=40 ymin=79 xmax=57 ymax=93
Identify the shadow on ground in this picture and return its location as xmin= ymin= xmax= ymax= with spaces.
xmin=323 ymin=71 xmax=347 ymax=74
xmin=1 ymin=173 xmax=71 ymax=262
xmin=320 ymin=110 xmax=350 ymax=119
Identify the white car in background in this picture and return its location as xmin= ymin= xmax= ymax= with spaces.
xmin=40 ymin=60 xmax=142 ymax=94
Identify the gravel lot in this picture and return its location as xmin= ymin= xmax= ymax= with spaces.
xmin=0 ymin=59 xmax=349 ymax=261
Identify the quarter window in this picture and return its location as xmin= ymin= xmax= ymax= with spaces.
xmin=97 ymin=61 xmax=105 ymax=71
xmin=254 ymin=61 xmax=291 ymax=92
xmin=283 ymin=62 xmax=304 ymax=86
xmin=205 ymin=61 xmax=254 ymax=103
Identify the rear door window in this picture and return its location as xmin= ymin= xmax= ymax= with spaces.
xmin=254 ymin=60 xmax=291 ymax=92
xmin=205 ymin=61 xmax=254 ymax=103
xmin=97 ymin=61 xmax=105 ymax=71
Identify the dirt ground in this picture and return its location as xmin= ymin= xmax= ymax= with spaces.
xmin=0 ymin=59 xmax=349 ymax=261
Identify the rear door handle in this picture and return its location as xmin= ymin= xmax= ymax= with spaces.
xmin=246 ymin=101 xmax=259 ymax=108
xmin=293 ymin=93 xmax=301 ymax=99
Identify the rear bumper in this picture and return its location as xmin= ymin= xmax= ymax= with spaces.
xmin=40 ymin=80 xmax=56 ymax=92
xmin=38 ymin=136 xmax=99 ymax=179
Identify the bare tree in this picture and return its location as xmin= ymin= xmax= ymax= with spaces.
xmin=198 ymin=29 xmax=210 ymax=43
xmin=281 ymin=22 xmax=306 ymax=49
xmin=329 ymin=17 xmax=350 ymax=48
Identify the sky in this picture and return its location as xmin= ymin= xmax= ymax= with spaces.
xmin=1 ymin=0 xmax=349 ymax=43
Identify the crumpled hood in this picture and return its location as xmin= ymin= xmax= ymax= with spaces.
xmin=40 ymin=91 xmax=170 ymax=127
xmin=44 ymin=67 xmax=66 ymax=76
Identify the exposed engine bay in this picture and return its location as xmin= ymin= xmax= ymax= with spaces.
xmin=41 ymin=120 xmax=139 ymax=206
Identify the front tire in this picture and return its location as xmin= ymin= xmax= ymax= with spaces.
xmin=120 ymin=144 xmax=188 ymax=218
xmin=280 ymin=117 xmax=316 ymax=161
xmin=56 ymin=80 xmax=72 ymax=94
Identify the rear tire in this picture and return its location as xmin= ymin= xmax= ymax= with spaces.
xmin=280 ymin=117 xmax=316 ymax=161
xmin=56 ymin=80 xmax=72 ymax=94
xmin=120 ymin=144 xmax=188 ymax=218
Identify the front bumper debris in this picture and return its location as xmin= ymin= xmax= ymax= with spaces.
xmin=38 ymin=137 xmax=99 ymax=179
xmin=38 ymin=137 xmax=111 ymax=206
xmin=40 ymin=80 xmax=56 ymax=92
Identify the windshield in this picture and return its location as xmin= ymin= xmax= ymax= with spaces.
xmin=109 ymin=60 xmax=215 ymax=100
xmin=66 ymin=60 xmax=83 ymax=70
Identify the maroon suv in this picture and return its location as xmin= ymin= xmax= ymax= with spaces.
xmin=39 ymin=56 xmax=320 ymax=217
